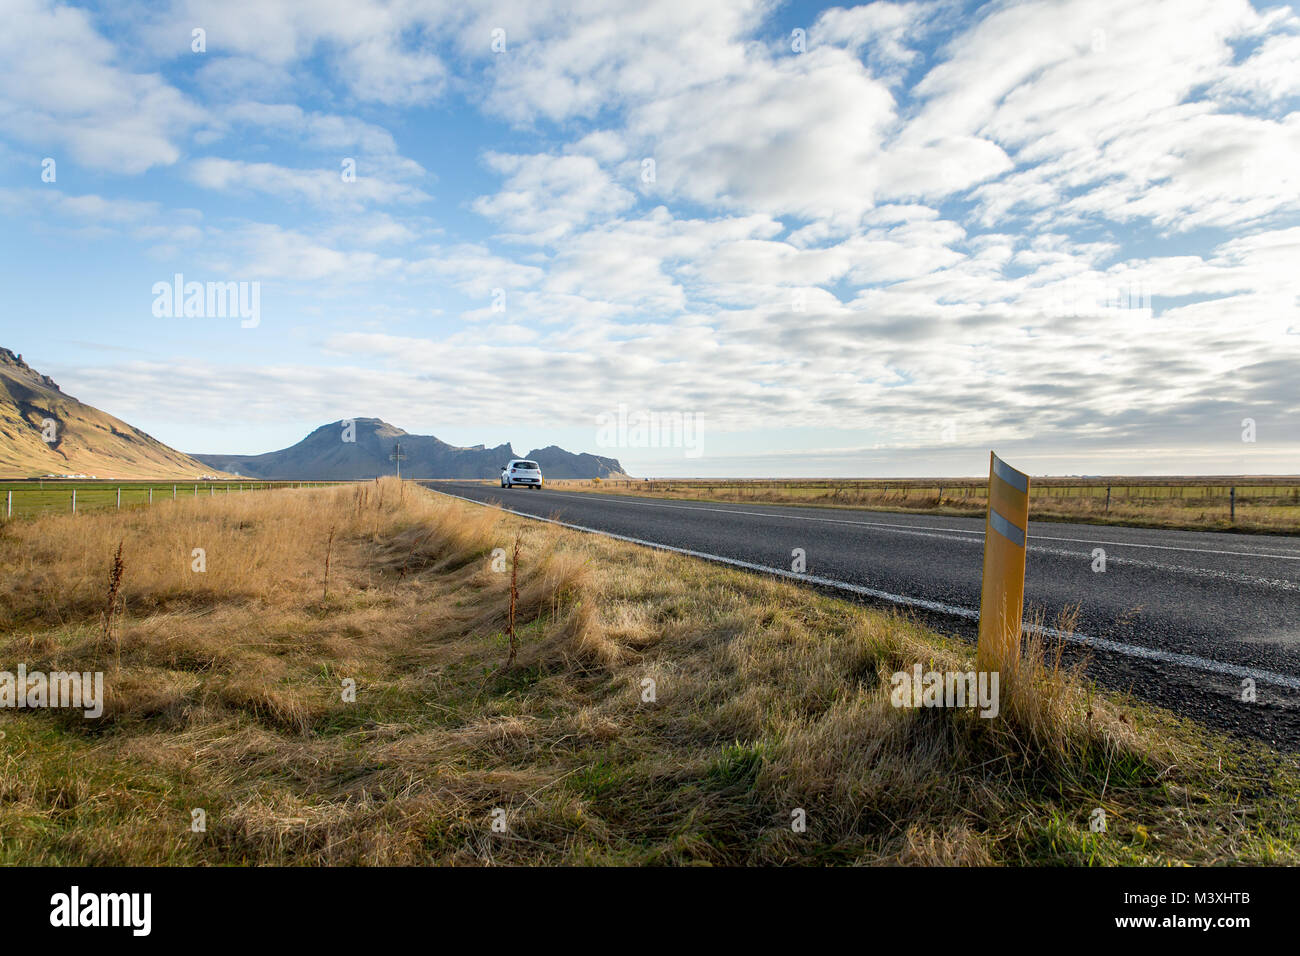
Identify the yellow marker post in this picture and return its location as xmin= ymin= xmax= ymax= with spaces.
xmin=977 ymin=452 xmax=1031 ymax=676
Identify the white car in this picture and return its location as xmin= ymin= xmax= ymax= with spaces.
xmin=500 ymin=459 xmax=543 ymax=489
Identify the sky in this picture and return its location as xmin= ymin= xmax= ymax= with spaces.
xmin=0 ymin=0 xmax=1297 ymax=477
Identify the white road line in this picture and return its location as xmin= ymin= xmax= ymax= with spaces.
xmin=1024 ymin=532 xmax=1300 ymax=560
xmin=430 ymin=487 xmax=1300 ymax=691
xmin=506 ymin=486 xmax=1300 ymax=562
xmin=466 ymin=487 xmax=1300 ymax=588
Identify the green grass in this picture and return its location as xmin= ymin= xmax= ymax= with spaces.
xmin=0 ymin=480 xmax=342 ymax=518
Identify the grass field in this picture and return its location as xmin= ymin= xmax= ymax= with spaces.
xmin=0 ymin=480 xmax=342 ymax=519
xmin=0 ymin=477 xmax=1294 ymax=865
xmin=549 ymin=477 xmax=1300 ymax=534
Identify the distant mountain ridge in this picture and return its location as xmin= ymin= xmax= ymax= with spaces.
xmin=192 ymin=418 xmax=628 ymax=480
xmin=0 ymin=347 xmax=222 ymax=479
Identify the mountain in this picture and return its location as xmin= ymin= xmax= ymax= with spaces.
xmin=0 ymin=348 xmax=224 ymax=479
xmin=191 ymin=418 xmax=628 ymax=480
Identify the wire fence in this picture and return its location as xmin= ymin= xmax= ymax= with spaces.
xmin=0 ymin=480 xmax=352 ymax=519
xmin=580 ymin=477 xmax=1300 ymax=520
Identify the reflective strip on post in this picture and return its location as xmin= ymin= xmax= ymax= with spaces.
xmin=987 ymin=508 xmax=1024 ymax=547
xmin=977 ymin=452 xmax=1030 ymax=675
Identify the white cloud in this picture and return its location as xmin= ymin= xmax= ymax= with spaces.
xmin=145 ymin=0 xmax=450 ymax=104
xmin=188 ymin=157 xmax=431 ymax=206
xmin=210 ymin=223 xmax=409 ymax=282
xmin=811 ymin=1 xmax=937 ymax=79
xmin=0 ymin=0 xmax=201 ymax=173
xmin=221 ymin=102 xmax=420 ymax=165
xmin=467 ymin=0 xmax=765 ymax=123
xmin=472 ymin=151 xmax=635 ymax=242
xmin=1212 ymin=12 xmax=1300 ymax=104
xmin=0 ymin=187 xmax=203 ymax=245
xmin=915 ymin=0 xmax=1300 ymax=230
xmin=408 ymin=243 xmax=545 ymax=300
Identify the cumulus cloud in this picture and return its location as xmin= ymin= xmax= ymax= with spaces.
xmin=143 ymin=0 xmax=450 ymax=104
xmin=915 ymin=0 xmax=1300 ymax=230
xmin=472 ymin=151 xmax=635 ymax=242
xmin=811 ymin=1 xmax=939 ymax=80
xmin=0 ymin=0 xmax=202 ymax=172
xmin=8 ymin=0 xmax=1300 ymax=473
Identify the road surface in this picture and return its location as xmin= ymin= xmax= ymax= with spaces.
xmin=424 ymin=481 xmax=1300 ymax=747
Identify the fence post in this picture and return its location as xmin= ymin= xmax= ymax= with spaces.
xmin=1105 ymin=486 xmax=1111 ymax=512
xmin=116 ymin=487 xmax=121 ymax=509
xmin=149 ymin=488 xmax=153 ymax=505
xmin=173 ymin=484 xmax=177 ymax=501
xmin=71 ymin=490 xmax=76 ymax=515
xmin=6 ymin=490 xmax=10 ymax=518
xmin=1230 ymin=486 xmax=1236 ymax=522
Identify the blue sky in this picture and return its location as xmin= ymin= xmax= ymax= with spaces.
xmin=1 ymin=0 xmax=1297 ymax=476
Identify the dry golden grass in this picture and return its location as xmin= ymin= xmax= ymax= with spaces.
xmin=0 ymin=478 xmax=1295 ymax=865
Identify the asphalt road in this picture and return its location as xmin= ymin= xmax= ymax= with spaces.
xmin=424 ymin=481 xmax=1300 ymax=748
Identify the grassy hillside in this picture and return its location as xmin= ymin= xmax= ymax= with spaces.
xmin=0 ymin=479 xmax=1294 ymax=864
xmin=0 ymin=348 xmax=223 ymax=479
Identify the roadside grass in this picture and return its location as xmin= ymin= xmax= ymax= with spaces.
xmin=0 ymin=478 xmax=1295 ymax=865
xmin=546 ymin=479 xmax=1300 ymax=535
